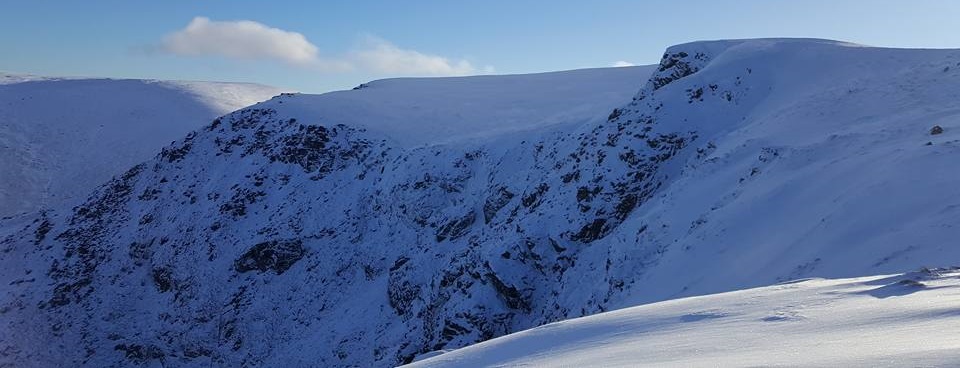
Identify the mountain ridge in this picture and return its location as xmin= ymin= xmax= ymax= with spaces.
xmin=3 ymin=39 xmax=960 ymax=367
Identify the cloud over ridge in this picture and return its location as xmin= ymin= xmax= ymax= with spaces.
xmin=162 ymin=17 xmax=490 ymax=76
xmin=351 ymin=36 xmax=482 ymax=76
xmin=162 ymin=17 xmax=320 ymax=66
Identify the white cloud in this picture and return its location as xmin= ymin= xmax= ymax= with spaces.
xmin=161 ymin=17 xmax=490 ymax=76
xmin=612 ymin=61 xmax=635 ymax=67
xmin=162 ymin=17 xmax=323 ymax=66
xmin=351 ymin=36 xmax=487 ymax=76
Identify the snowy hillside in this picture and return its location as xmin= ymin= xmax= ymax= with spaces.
xmin=2 ymin=39 xmax=960 ymax=367
xmin=410 ymin=268 xmax=960 ymax=367
xmin=279 ymin=67 xmax=657 ymax=148
xmin=0 ymin=74 xmax=284 ymax=217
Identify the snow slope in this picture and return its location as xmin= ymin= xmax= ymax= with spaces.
xmin=278 ymin=67 xmax=657 ymax=148
xmin=0 ymin=74 xmax=284 ymax=217
xmin=410 ymin=268 xmax=960 ymax=367
xmin=2 ymin=39 xmax=960 ymax=367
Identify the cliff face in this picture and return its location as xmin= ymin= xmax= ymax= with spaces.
xmin=4 ymin=40 xmax=960 ymax=367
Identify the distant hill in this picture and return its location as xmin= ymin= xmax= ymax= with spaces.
xmin=0 ymin=74 xmax=285 ymax=216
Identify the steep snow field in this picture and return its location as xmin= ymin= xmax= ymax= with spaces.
xmin=410 ymin=268 xmax=960 ymax=367
xmin=3 ymin=39 xmax=960 ymax=367
xmin=0 ymin=74 xmax=284 ymax=216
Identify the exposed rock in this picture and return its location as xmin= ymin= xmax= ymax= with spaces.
xmin=234 ymin=239 xmax=306 ymax=275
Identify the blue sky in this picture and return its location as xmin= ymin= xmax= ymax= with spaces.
xmin=3 ymin=1 xmax=960 ymax=93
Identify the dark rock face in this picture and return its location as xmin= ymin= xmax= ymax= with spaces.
xmin=651 ymin=51 xmax=710 ymax=90
xmin=272 ymin=124 xmax=331 ymax=172
xmin=151 ymin=267 xmax=174 ymax=292
xmin=931 ymin=125 xmax=944 ymax=135
xmin=234 ymin=239 xmax=306 ymax=275
xmin=486 ymin=271 xmax=531 ymax=312
xmin=483 ymin=186 xmax=515 ymax=223
xmin=521 ymin=183 xmax=549 ymax=210
xmin=33 ymin=216 xmax=53 ymax=245
xmin=436 ymin=212 xmax=477 ymax=242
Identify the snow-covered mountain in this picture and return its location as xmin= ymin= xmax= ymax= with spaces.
xmin=0 ymin=74 xmax=285 ymax=217
xmin=409 ymin=267 xmax=960 ymax=367
xmin=2 ymin=39 xmax=960 ymax=367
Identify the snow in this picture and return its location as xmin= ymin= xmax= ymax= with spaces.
xmin=0 ymin=67 xmax=652 ymax=217
xmin=409 ymin=268 xmax=960 ymax=367
xmin=4 ymin=39 xmax=960 ymax=367
xmin=598 ymin=38 xmax=960 ymax=306
xmin=0 ymin=74 xmax=285 ymax=216
xmin=252 ymin=66 xmax=656 ymax=148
